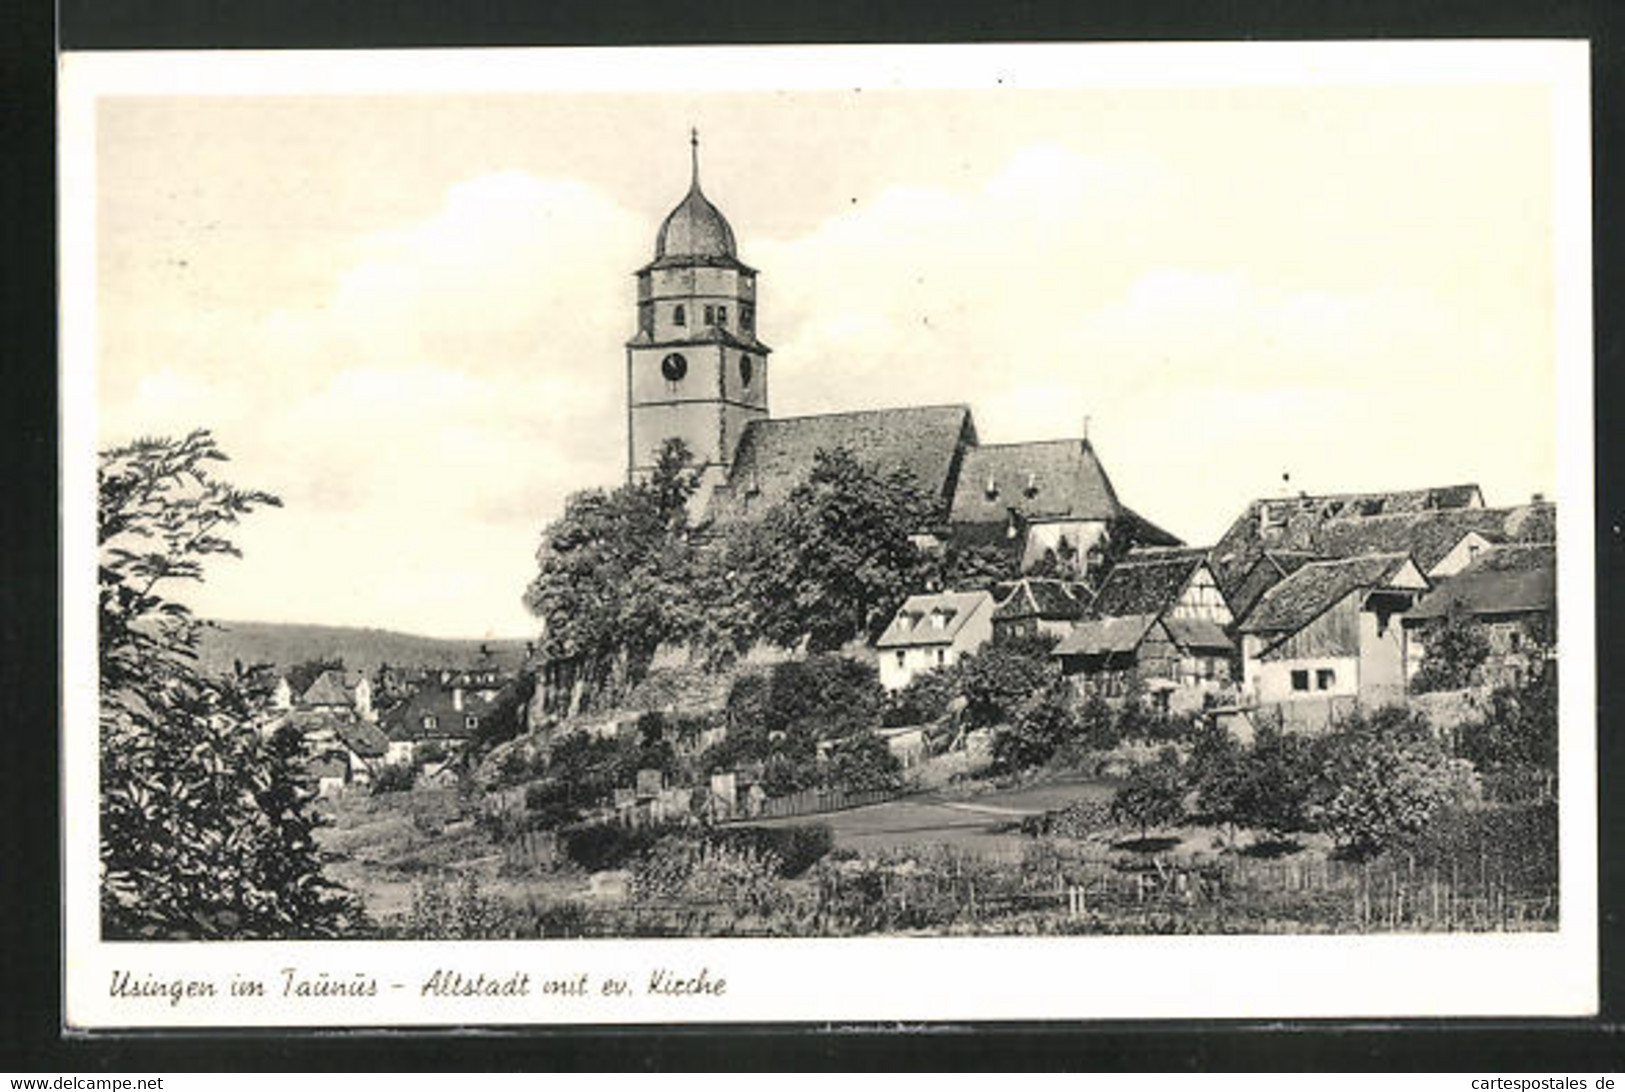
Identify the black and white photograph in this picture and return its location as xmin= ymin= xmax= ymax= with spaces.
xmin=58 ymin=41 xmax=1596 ymax=1026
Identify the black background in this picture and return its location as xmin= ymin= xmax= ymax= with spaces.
xmin=5 ymin=0 xmax=1623 ymax=1071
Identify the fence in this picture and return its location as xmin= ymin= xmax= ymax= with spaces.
xmin=747 ymin=785 xmax=904 ymax=821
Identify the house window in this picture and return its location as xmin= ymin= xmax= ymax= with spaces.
xmin=935 ymin=648 xmax=946 ymax=667
xmin=423 ymin=714 xmax=438 ymax=732
xmin=1290 ymin=670 xmax=1310 ymax=692
xmin=673 ymin=304 xmax=686 ymax=326
xmin=1316 ymin=668 xmax=1336 ymax=691
xmin=895 ymin=651 xmax=905 ymax=668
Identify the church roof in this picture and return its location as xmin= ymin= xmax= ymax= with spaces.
xmin=653 ymin=182 xmax=738 ymax=264
xmin=709 ymin=404 xmax=977 ymax=523
xmin=949 ymin=439 xmax=1122 ymax=527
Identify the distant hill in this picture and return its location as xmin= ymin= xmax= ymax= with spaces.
xmin=194 ymin=620 xmax=534 ymax=679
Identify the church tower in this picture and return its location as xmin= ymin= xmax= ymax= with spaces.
xmin=626 ymin=131 xmax=771 ymax=501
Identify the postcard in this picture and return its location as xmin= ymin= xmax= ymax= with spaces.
xmin=58 ymin=40 xmax=1595 ymax=1028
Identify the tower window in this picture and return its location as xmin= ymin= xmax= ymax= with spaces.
xmin=739 ymin=355 xmax=753 ymax=388
xmin=661 ymin=353 xmax=688 ymax=382
xmin=741 ymin=304 xmax=754 ymax=331
xmin=673 ymin=304 xmax=686 ymax=326
xmin=717 ymin=305 xmax=727 ymax=327
xmin=703 ymin=304 xmax=715 ymax=326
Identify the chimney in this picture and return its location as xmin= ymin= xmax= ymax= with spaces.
xmin=453 ymin=687 xmax=464 ymax=712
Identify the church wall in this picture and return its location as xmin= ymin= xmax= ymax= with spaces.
xmin=630 ymin=401 xmax=730 ymax=473
xmin=629 ymin=344 xmax=724 ymax=407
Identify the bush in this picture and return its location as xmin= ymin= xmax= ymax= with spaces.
xmin=882 ymin=668 xmax=959 ymax=727
xmin=712 ymin=823 xmax=834 ymax=878
xmin=1110 ymin=746 xmax=1187 ymax=841
xmin=1022 ymin=798 xmax=1113 ymax=839
xmin=991 ymin=693 xmax=1076 ymax=774
xmin=1232 ymin=722 xmax=1324 ymax=839
xmin=372 ymin=762 xmax=417 ymax=795
xmin=822 ymin=731 xmax=904 ymax=792
xmin=632 ymin=834 xmax=787 ymax=915
xmin=1457 ymin=665 xmax=1558 ymax=783
xmin=1318 ymin=706 xmax=1480 ymax=855
xmin=560 ymin=822 xmax=674 ymax=873
xmin=958 ymin=636 xmax=1059 ymax=729
xmin=1410 ymin=611 xmax=1491 ymax=694
xmin=414 ymin=739 xmax=448 ymax=766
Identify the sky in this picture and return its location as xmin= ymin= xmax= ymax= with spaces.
xmin=93 ymin=71 xmax=1561 ymax=639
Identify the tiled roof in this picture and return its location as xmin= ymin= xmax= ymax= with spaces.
xmin=334 ymin=718 xmax=390 ymax=759
xmin=950 ymin=439 xmax=1121 ymax=526
xmin=876 ymin=590 xmax=994 ymax=649
xmin=1238 ymin=553 xmax=1417 ymax=635
xmin=991 ymin=578 xmax=1090 ymax=623
xmin=1118 ymin=506 xmax=1184 ymax=548
xmin=300 ymin=670 xmax=355 ymax=707
xmin=1163 ymin=616 xmax=1235 ymax=653
xmin=380 ymin=686 xmax=485 ymax=742
xmin=1089 ymin=550 xmax=1207 ymax=619
xmin=1307 ymin=504 xmax=1554 ymax=572
xmin=1226 ymin=550 xmax=1323 ymax=621
xmin=307 ymin=755 xmax=349 ymax=780
xmin=1053 ymin=614 xmax=1159 ymax=657
xmin=1406 ymin=565 xmax=1554 ymax=621
xmin=1210 ymin=484 xmax=1486 ymax=596
xmin=711 ymin=404 xmax=976 ymax=522
xmin=1457 ymin=542 xmax=1556 ymax=574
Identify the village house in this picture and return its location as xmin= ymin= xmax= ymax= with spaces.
xmin=1209 ymin=484 xmax=1554 ymax=626
xmin=1051 ymin=548 xmax=1236 ymax=709
xmin=1236 ymin=552 xmax=1429 ymax=731
xmin=331 ymin=718 xmax=391 ymax=787
xmin=379 ymin=682 xmax=491 ymax=763
xmin=298 ymin=669 xmax=373 ymax=720
xmin=874 ymin=590 xmax=996 ymax=692
xmin=990 ymin=576 xmax=1091 ymax=642
xmin=306 ymin=754 xmax=350 ymax=798
xmin=1403 ymin=542 xmax=1556 ymax=689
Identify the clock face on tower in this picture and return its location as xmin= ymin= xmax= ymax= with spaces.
xmin=661 ymin=353 xmax=688 ymax=382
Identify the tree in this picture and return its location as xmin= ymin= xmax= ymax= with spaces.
xmin=732 ymin=447 xmax=937 ymax=652
xmin=1187 ymin=719 xmax=1248 ymax=836
xmin=822 ymin=731 xmax=904 ymax=792
xmin=99 ymin=430 xmax=361 ymax=939
xmin=1318 ymin=706 xmax=1480 ymax=856
xmin=1457 ymin=662 xmax=1558 ymax=783
xmin=957 ymin=634 xmax=1059 ymax=729
xmin=1410 ymin=608 xmax=1491 ymax=693
xmin=990 ymin=690 xmax=1077 ymax=774
xmin=524 ymin=438 xmax=701 ymax=702
xmin=882 ymin=667 xmax=960 ymax=727
xmin=935 ymin=540 xmax=1020 ymax=592
xmin=1110 ymin=747 xmax=1188 ymax=842
xmin=1232 ymin=721 xmax=1323 ymax=841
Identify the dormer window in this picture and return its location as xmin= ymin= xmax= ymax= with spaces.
xmin=984 ymin=475 xmax=999 ymax=500
xmin=423 ymin=714 xmax=438 ymax=732
xmin=1023 ymin=472 xmax=1039 ymax=498
xmin=673 ymin=304 xmax=686 ymax=326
